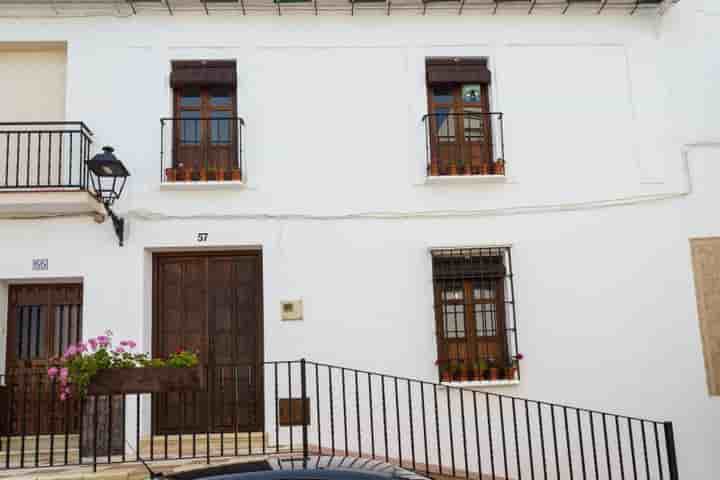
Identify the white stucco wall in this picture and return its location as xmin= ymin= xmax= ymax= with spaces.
xmin=0 ymin=0 xmax=718 ymax=477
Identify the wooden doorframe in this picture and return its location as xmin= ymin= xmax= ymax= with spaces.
xmin=151 ymin=249 xmax=264 ymax=433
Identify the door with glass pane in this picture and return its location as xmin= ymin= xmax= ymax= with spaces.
xmin=428 ymin=83 xmax=492 ymax=175
xmin=5 ymin=284 xmax=83 ymax=434
xmin=174 ymin=86 xmax=237 ymax=178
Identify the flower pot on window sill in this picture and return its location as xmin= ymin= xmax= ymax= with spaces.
xmin=217 ymin=168 xmax=226 ymax=182
xmin=449 ymin=163 xmax=458 ymax=176
xmin=183 ymin=169 xmax=194 ymax=182
xmin=504 ymin=367 xmax=517 ymax=380
xmin=461 ymin=164 xmax=472 ymax=175
xmin=480 ymin=163 xmax=490 ymax=176
xmin=493 ymin=159 xmax=505 ymax=176
xmin=231 ymin=169 xmax=242 ymax=181
xmin=488 ymin=367 xmax=499 ymax=381
xmin=440 ymin=371 xmax=452 ymax=382
xmin=199 ymin=168 xmax=208 ymax=182
xmin=86 ymin=366 xmax=206 ymax=395
xmin=430 ymin=161 xmax=439 ymax=177
xmin=165 ymin=168 xmax=177 ymax=182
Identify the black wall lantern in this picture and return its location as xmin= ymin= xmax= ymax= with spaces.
xmin=86 ymin=146 xmax=130 ymax=246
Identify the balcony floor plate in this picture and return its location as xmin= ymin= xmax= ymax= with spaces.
xmin=0 ymin=190 xmax=105 ymax=220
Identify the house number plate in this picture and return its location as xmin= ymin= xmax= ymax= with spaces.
xmin=197 ymin=233 xmax=208 ymax=242
xmin=32 ymin=258 xmax=49 ymax=271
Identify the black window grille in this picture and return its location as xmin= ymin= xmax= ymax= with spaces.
xmin=432 ymin=246 xmax=519 ymax=381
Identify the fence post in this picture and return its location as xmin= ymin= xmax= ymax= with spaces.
xmin=663 ymin=422 xmax=679 ymax=480
xmin=300 ymin=358 xmax=309 ymax=463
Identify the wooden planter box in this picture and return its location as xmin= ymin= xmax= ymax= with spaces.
xmin=87 ymin=366 xmax=205 ymax=395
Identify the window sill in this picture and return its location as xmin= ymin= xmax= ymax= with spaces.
xmin=441 ymin=379 xmax=520 ymax=388
xmin=160 ymin=181 xmax=247 ymax=191
xmin=424 ymin=174 xmax=510 ymax=185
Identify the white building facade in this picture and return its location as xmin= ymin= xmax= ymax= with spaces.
xmin=0 ymin=0 xmax=719 ymax=478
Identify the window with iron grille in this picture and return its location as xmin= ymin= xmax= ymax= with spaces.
xmin=432 ymin=247 xmax=519 ymax=382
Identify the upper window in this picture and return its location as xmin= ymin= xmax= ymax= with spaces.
xmin=425 ymin=58 xmax=504 ymax=177
xmin=432 ymin=247 xmax=519 ymax=383
xmin=168 ymin=60 xmax=240 ymax=182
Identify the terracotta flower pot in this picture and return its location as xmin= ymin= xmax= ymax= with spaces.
xmin=449 ymin=162 xmax=458 ymax=176
xmin=488 ymin=368 xmax=499 ymax=381
xmin=231 ymin=169 xmax=242 ymax=181
xmin=165 ymin=168 xmax=176 ymax=182
xmin=505 ymin=367 xmax=517 ymax=380
xmin=462 ymin=164 xmax=472 ymax=175
xmin=183 ymin=169 xmax=193 ymax=182
xmin=441 ymin=371 xmax=452 ymax=382
xmin=494 ymin=159 xmax=505 ymax=175
xmin=199 ymin=168 xmax=208 ymax=181
xmin=480 ymin=162 xmax=490 ymax=175
xmin=217 ymin=169 xmax=226 ymax=182
xmin=430 ymin=159 xmax=439 ymax=176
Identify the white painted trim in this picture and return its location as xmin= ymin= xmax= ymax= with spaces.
xmin=441 ymin=379 xmax=520 ymax=388
xmin=423 ymin=174 xmax=511 ymax=185
xmin=426 ymin=242 xmax=514 ymax=251
xmin=159 ymin=181 xmax=247 ymax=191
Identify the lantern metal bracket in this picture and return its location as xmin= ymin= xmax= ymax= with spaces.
xmin=104 ymin=202 xmax=125 ymax=247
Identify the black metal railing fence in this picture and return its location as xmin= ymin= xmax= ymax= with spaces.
xmin=0 ymin=360 xmax=679 ymax=480
xmin=0 ymin=122 xmax=93 ymax=190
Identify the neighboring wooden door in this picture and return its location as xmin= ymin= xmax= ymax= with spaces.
xmin=5 ymin=284 xmax=83 ymax=435
xmin=428 ymin=83 xmax=493 ymax=174
xmin=153 ymin=251 xmax=263 ymax=434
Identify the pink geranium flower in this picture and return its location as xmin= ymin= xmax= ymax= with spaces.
xmin=47 ymin=367 xmax=58 ymax=378
xmin=59 ymin=368 xmax=69 ymax=380
xmin=63 ymin=345 xmax=77 ymax=358
xmin=96 ymin=335 xmax=110 ymax=346
xmin=88 ymin=338 xmax=98 ymax=350
xmin=115 ymin=346 xmax=125 ymax=354
xmin=126 ymin=340 xmax=136 ymax=349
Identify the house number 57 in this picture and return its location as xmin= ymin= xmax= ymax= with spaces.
xmin=197 ymin=233 xmax=208 ymax=242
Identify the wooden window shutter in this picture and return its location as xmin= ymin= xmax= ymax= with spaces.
xmin=426 ymin=57 xmax=491 ymax=85
xmin=170 ymin=60 xmax=237 ymax=88
xmin=690 ymin=237 xmax=720 ymax=396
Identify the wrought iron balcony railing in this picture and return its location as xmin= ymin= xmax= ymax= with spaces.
xmin=423 ymin=112 xmax=505 ymax=177
xmin=160 ymin=117 xmax=244 ymax=183
xmin=0 ymin=122 xmax=93 ymax=191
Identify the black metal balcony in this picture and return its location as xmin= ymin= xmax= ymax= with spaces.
xmin=0 ymin=122 xmax=93 ymax=191
xmin=423 ymin=112 xmax=504 ymax=177
xmin=160 ymin=117 xmax=244 ymax=183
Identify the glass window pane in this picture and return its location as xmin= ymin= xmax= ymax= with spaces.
xmin=462 ymin=85 xmax=482 ymax=103
xmin=444 ymin=305 xmax=465 ymax=339
xmin=432 ymin=86 xmax=454 ymax=103
xmin=475 ymin=303 xmax=496 ymax=337
xmin=179 ymin=88 xmax=201 ymax=107
xmin=434 ymin=107 xmax=456 ymax=143
xmin=180 ymin=111 xmax=201 ymax=144
xmin=463 ymin=107 xmax=485 ymax=142
xmin=210 ymin=111 xmax=232 ymax=145
xmin=210 ymin=88 xmax=233 ymax=107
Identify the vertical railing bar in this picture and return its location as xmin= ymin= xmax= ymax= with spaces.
xmin=662 ymin=423 xmax=678 ymax=480
xmin=433 ymin=384 xmax=442 ymax=475
xmin=539 ymin=403 xmax=549 ymax=480
xmin=653 ymin=423 xmax=664 ymax=480
xmin=26 ymin=132 xmax=30 ymax=187
xmin=408 ymin=380 xmax=416 ymax=472
xmin=355 ymin=370 xmax=362 ymax=458
xmin=565 ymin=407 xmax=573 ymax=480
xmin=135 ymin=395 xmax=141 ymax=462
xmin=300 ymin=359 xmax=309 ymax=462
xmin=589 ymin=412 xmax=598 ymax=480
xmin=369 ymin=372 xmax=376 ymax=460
xmin=489 ymin=395 xmax=497 ymax=480
xmin=447 ymin=386 xmax=455 ymax=477
xmin=232 ymin=367 xmax=238 ymax=457
xmin=37 ymin=131 xmax=41 ymax=186
xmin=640 ymin=421 xmax=650 ymax=480
xmin=549 ymin=405 xmax=560 ymax=480
xmin=616 ymin=416 xmax=625 ymax=480
xmin=108 ymin=395 xmax=113 ymax=465
xmin=394 ymin=377 xmax=402 ymax=468
xmin=4 ymin=132 xmax=9 ymax=186
xmin=35 ymin=375 xmax=42 ymax=467
xmin=15 ymin=132 xmax=20 ymax=187
xmin=192 ymin=391 xmax=197 ymax=458
xmin=602 ymin=414 xmax=611 ymax=480
xmin=526 ymin=400 xmax=535 ymax=480
xmin=577 ymin=410 xmax=586 ymax=480
xmin=288 ymin=362 xmax=294 ymax=455
xmin=499 ymin=394 xmax=508 ymax=480
xmin=329 ymin=366 xmax=335 ymax=456
xmin=247 ymin=365 xmax=253 ymax=457
xmin=60 ymin=131 xmax=65 ymax=186
xmin=20 ymin=376 xmax=27 ymax=469
xmin=206 ymin=365 xmax=211 ymax=464
xmin=510 ymin=397 xmax=522 ymax=480
xmin=275 ymin=363 xmax=279 ymax=454
xmin=315 ymin=364 xmax=321 ymax=456
xmin=342 ymin=368 xmax=348 ymax=457
xmin=121 ymin=394 xmax=126 ymax=463
xmin=179 ymin=390 xmax=185 ymax=459
xmin=420 ymin=382 xmax=429 ymax=475
xmin=92 ymin=396 xmax=99 ymax=472
xmin=473 ymin=392 xmax=483 ymax=480
xmin=49 ymin=132 xmax=54 ymax=186
xmin=5 ymin=379 xmax=13 ymax=468
xmin=459 ymin=389 xmax=468 ymax=478
xmin=628 ymin=419 xmax=638 ymax=480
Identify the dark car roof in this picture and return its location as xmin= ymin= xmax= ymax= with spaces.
xmin=165 ymin=456 xmax=429 ymax=480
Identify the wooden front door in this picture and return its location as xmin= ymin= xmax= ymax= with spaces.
xmin=152 ymin=251 xmax=263 ymax=434
xmin=4 ymin=284 xmax=83 ymax=435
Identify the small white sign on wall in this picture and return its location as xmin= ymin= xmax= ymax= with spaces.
xmin=32 ymin=258 xmax=48 ymax=271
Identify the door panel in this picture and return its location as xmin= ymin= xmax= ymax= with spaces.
xmin=153 ymin=252 xmax=263 ymax=434
xmin=5 ymin=284 xmax=83 ymax=435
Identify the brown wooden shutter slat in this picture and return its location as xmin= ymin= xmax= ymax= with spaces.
xmin=426 ymin=57 xmax=491 ymax=85
xmin=170 ymin=60 xmax=237 ymax=88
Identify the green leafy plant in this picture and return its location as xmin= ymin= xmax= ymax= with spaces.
xmin=48 ymin=330 xmax=199 ymax=400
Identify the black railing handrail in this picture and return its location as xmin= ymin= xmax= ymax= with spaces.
xmin=422 ymin=112 xmax=504 ymax=122
xmin=160 ymin=116 xmax=245 ymax=126
xmin=0 ymin=121 xmax=94 ymax=137
xmin=304 ymin=360 xmax=670 ymax=426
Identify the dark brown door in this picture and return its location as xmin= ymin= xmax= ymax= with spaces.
xmin=152 ymin=251 xmax=263 ymax=434
xmin=4 ymin=284 xmax=83 ymax=435
xmin=427 ymin=83 xmax=493 ymax=174
xmin=174 ymin=86 xmax=238 ymax=176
